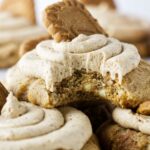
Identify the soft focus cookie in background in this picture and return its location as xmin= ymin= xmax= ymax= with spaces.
xmin=0 ymin=0 xmax=47 ymax=68
xmin=0 ymin=0 xmax=36 ymax=24
xmin=79 ymin=0 xmax=150 ymax=57
xmin=97 ymin=121 xmax=150 ymax=150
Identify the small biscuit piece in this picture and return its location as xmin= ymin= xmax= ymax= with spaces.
xmin=0 ymin=82 xmax=8 ymax=111
xmin=97 ymin=122 xmax=150 ymax=150
xmin=43 ymin=0 xmax=106 ymax=42
xmin=19 ymin=34 xmax=50 ymax=56
xmin=137 ymin=101 xmax=150 ymax=115
xmin=78 ymin=0 xmax=116 ymax=8
xmin=0 ymin=0 xmax=36 ymax=24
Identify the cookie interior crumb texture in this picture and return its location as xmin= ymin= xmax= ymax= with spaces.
xmin=10 ymin=60 xmax=150 ymax=111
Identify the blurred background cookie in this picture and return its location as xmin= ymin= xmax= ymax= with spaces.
xmin=0 ymin=0 xmax=47 ymax=68
xmin=79 ymin=0 xmax=150 ymax=57
xmin=97 ymin=121 xmax=150 ymax=150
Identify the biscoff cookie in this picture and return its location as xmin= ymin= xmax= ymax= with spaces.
xmin=0 ymin=0 xmax=36 ymax=24
xmin=78 ymin=0 xmax=116 ymax=8
xmin=19 ymin=34 xmax=50 ymax=56
xmin=43 ymin=0 xmax=106 ymax=42
xmin=0 ymin=82 xmax=8 ymax=111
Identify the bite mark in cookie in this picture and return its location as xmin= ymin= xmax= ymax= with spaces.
xmin=43 ymin=0 xmax=106 ymax=42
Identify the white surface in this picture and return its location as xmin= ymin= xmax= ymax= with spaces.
xmin=0 ymin=69 xmax=7 ymax=81
xmin=115 ymin=0 xmax=150 ymax=21
xmin=1 ymin=0 xmax=150 ymax=24
xmin=35 ymin=0 xmax=150 ymax=24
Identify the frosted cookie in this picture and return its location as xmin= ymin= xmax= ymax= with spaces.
xmin=6 ymin=0 xmax=150 ymax=110
xmin=0 ymin=92 xmax=100 ymax=150
xmin=6 ymin=33 xmax=150 ymax=109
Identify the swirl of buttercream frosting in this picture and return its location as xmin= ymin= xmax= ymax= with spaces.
xmin=113 ymin=107 xmax=150 ymax=135
xmin=0 ymin=12 xmax=45 ymax=45
xmin=0 ymin=93 xmax=92 ymax=150
xmin=16 ymin=34 xmax=140 ymax=91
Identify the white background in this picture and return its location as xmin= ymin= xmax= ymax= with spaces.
xmin=35 ymin=0 xmax=150 ymax=25
xmin=1 ymin=0 xmax=150 ymax=24
xmin=0 ymin=0 xmax=150 ymax=81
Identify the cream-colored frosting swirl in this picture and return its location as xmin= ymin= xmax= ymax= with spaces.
xmin=11 ymin=34 xmax=140 ymax=91
xmin=0 ymin=12 xmax=46 ymax=45
xmin=0 ymin=93 xmax=92 ymax=150
xmin=113 ymin=107 xmax=150 ymax=135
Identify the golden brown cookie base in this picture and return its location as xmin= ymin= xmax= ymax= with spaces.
xmin=96 ymin=122 xmax=150 ymax=150
xmin=0 ymin=0 xmax=36 ymax=24
xmin=10 ymin=60 xmax=150 ymax=111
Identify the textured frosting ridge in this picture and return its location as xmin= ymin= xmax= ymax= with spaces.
xmin=14 ymin=34 xmax=140 ymax=91
xmin=0 ymin=12 xmax=45 ymax=45
xmin=113 ymin=107 xmax=150 ymax=135
xmin=0 ymin=93 xmax=92 ymax=150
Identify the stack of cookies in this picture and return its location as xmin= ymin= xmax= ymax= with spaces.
xmin=0 ymin=0 xmax=48 ymax=68
xmin=0 ymin=0 xmax=149 ymax=149
xmin=79 ymin=0 xmax=150 ymax=57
